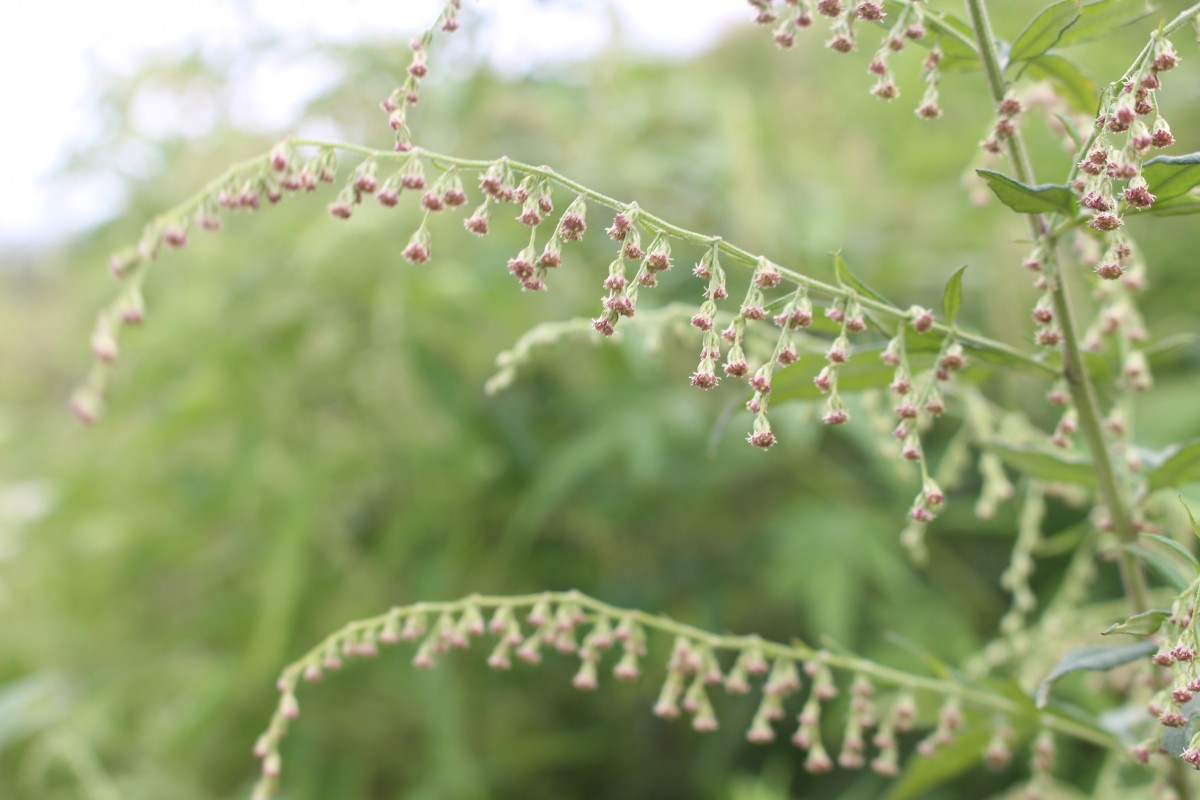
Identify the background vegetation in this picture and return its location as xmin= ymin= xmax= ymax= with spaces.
xmin=2 ymin=5 xmax=1200 ymax=798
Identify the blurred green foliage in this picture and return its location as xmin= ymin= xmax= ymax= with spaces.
xmin=2 ymin=6 xmax=1199 ymax=799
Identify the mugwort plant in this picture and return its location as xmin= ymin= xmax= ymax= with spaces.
xmin=78 ymin=1 xmax=1200 ymax=797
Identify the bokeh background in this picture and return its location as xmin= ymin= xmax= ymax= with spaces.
xmin=2 ymin=2 xmax=1200 ymax=798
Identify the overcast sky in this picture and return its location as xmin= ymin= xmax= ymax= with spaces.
xmin=0 ymin=0 xmax=748 ymax=246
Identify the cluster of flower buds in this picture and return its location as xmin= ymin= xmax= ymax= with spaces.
xmin=1068 ymin=235 xmax=1154 ymax=403
xmin=808 ymin=293 xmax=866 ymax=427
xmin=1147 ymin=581 xmax=1200 ymax=766
xmin=688 ymin=249 xmax=728 ymax=392
xmin=1074 ymin=33 xmax=1180 ymax=235
xmin=749 ymin=0 xmax=942 ymax=117
xmin=981 ymin=95 xmax=1023 ymax=155
xmin=379 ymin=1 xmax=462 ymax=151
xmin=78 ymin=144 xmax=347 ymax=423
xmin=592 ymin=205 xmax=651 ymax=336
xmin=914 ymin=696 xmax=965 ymax=757
xmin=878 ymin=309 xmax=956 ymax=525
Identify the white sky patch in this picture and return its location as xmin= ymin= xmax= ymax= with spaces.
xmin=0 ymin=0 xmax=747 ymax=247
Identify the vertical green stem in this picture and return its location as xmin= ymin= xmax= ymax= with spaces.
xmin=965 ymin=1 xmax=1191 ymax=791
xmin=964 ymin=3 xmax=1187 ymax=792
xmin=961 ymin=0 xmax=1148 ymax=615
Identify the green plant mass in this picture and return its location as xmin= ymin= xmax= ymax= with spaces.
xmin=6 ymin=1 xmax=1200 ymax=798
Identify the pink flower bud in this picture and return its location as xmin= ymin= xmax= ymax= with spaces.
xmin=817 ymin=0 xmax=842 ymax=16
xmin=1090 ymin=213 xmax=1123 ymax=231
xmin=827 ymin=34 xmax=854 ymax=53
xmin=162 ymin=226 xmax=188 ymax=248
xmin=823 ymin=409 xmax=849 ymax=425
xmin=916 ymin=101 xmax=941 ymax=120
xmin=402 ymin=233 xmax=431 ymax=264
xmin=724 ymin=359 xmax=749 ymax=377
xmin=606 ymin=212 xmax=631 ymax=241
xmin=558 ymin=212 xmax=586 ymax=241
xmin=91 ymin=320 xmax=118 ymax=363
xmin=1036 ymin=328 xmax=1062 ymax=347
xmin=740 ymin=425 xmax=774 ymax=448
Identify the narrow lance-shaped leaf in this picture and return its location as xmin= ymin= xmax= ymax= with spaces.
xmin=1143 ymin=153 xmax=1200 ymax=202
xmin=1148 ymin=193 xmax=1200 ymax=217
xmin=1034 ymin=642 xmax=1157 ymax=708
xmin=1008 ymin=1 xmax=1081 ymax=66
xmin=984 ymin=442 xmax=1097 ymax=487
xmin=976 ymin=169 xmax=1077 ymax=216
xmin=1101 ymin=609 xmax=1171 ymax=637
xmin=1057 ymin=0 xmax=1154 ymax=48
xmin=1053 ymin=111 xmax=1084 ymax=150
xmin=884 ymin=727 xmax=996 ymax=800
xmin=1184 ymin=498 xmax=1200 ymax=543
xmin=1026 ymin=55 xmax=1097 ymax=115
xmin=832 ymin=253 xmax=892 ymax=306
xmin=942 ymin=266 xmax=967 ymax=326
xmin=1148 ymin=440 xmax=1200 ymax=491
xmin=1124 ymin=544 xmax=1192 ymax=593
xmin=1141 ymin=533 xmax=1199 ymax=570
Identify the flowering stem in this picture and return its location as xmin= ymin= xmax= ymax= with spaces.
xmin=272 ymin=591 xmax=1121 ymax=751
xmin=288 ymin=138 xmax=1052 ymax=376
xmin=963 ymin=0 xmax=1151 ymax=615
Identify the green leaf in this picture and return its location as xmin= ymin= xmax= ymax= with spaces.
xmin=1034 ymin=642 xmax=1157 ymax=708
xmin=1124 ymin=544 xmax=1192 ymax=592
xmin=941 ymin=265 xmax=967 ymax=326
xmin=1101 ymin=609 xmax=1171 ymax=637
xmin=961 ymin=339 xmax=1055 ymax=374
xmin=1145 ymin=333 xmax=1198 ymax=361
xmin=832 ymin=253 xmax=893 ymax=306
xmin=1143 ymin=153 xmax=1200 ymax=202
xmin=886 ymin=725 xmax=1008 ymax=800
xmin=1053 ymin=112 xmax=1084 ymax=150
xmin=1148 ymin=192 xmax=1200 ymax=217
xmin=1183 ymin=498 xmax=1200 ymax=543
xmin=883 ymin=631 xmax=952 ymax=680
xmin=1057 ymin=0 xmax=1154 ymax=48
xmin=1143 ymin=533 xmax=1199 ymax=569
xmin=983 ymin=442 xmax=1097 ymax=487
xmin=1026 ymin=54 xmax=1097 ymax=114
xmin=1009 ymin=1 xmax=1081 ymax=66
xmin=976 ymin=169 xmax=1077 ymax=216
xmin=1148 ymin=440 xmax=1200 ymax=491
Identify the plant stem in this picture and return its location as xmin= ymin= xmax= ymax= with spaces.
xmin=273 ymin=591 xmax=1123 ymax=751
xmin=963 ymin=0 xmax=1149 ymax=614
